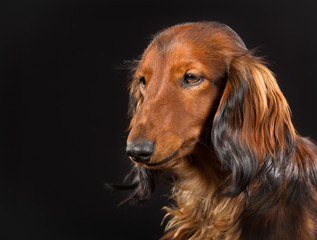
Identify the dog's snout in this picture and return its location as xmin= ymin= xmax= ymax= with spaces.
xmin=126 ymin=140 xmax=155 ymax=163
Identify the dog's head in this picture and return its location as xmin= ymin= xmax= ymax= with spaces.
xmin=127 ymin=22 xmax=246 ymax=167
xmin=122 ymin=22 xmax=296 ymax=202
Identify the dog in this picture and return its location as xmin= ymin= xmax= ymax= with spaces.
xmin=113 ymin=22 xmax=317 ymax=240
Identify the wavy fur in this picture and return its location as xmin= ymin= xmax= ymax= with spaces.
xmin=113 ymin=22 xmax=317 ymax=239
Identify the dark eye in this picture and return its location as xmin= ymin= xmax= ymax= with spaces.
xmin=183 ymin=73 xmax=203 ymax=86
xmin=139 ymin=76 xmax=146 ymax=88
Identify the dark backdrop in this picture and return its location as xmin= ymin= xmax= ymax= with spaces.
xmin=1 ymin=1 xmax=317 ymax=239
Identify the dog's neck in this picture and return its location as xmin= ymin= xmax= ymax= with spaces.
xmin=162 ymin=143 xmax=244 ymax=240
xmin=173 ymin=143 xmax=227 ymax=188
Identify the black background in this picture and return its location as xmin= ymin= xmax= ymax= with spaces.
xmin=1 ymin=1 xmax=317 ymax=239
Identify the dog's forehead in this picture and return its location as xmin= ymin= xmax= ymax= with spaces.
xmin=139 ymin=38 xmax=204 ymax=75
xmin=139 ymin=22 xmax=246 ymax=65
xmin=137 ymin=22 xmax=246 ymax=78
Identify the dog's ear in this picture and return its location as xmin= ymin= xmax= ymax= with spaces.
xmin=211 ymin=54 xmax=296 ymax=197
xmin=127 ymin=79 xmax=143 ymax=131
xmin=126 ymin=59 xmax=144 ymax=131
xmin=106 ymin=165 xmax=158 ymax=206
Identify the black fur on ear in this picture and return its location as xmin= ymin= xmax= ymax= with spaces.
xmin=211 ymin=76 xmax=258 ymax=197
xmin=106 ymin=165 xmax=158 ymax=206
xmin=211 ymin=53 xmax=297 ymax=197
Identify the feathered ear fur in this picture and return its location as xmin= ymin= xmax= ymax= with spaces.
xmin=211 ymin=54 xmax=297 ymax=197
xmin=106 ymin=164 xmax=158 ymax=205
xmin=127 ymin=70 xmax=143 ymax=130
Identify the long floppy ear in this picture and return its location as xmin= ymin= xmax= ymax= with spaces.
xmin=211 ymin=54 xmax=297 ymax=197
xmin=106 ymin=61 xmax=158 ymax=205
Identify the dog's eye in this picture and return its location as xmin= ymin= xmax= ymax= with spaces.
xmin=139 ymin=76 xmax=146 ymax=88
xmin=183 ymin=73 xmax=202 ymax=86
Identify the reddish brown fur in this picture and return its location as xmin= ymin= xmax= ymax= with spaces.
xmin=125 ymin=22 xmax=317 ymax=239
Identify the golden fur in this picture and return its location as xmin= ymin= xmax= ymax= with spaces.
xmin=117 ymin=22 xmax=317 ymax=239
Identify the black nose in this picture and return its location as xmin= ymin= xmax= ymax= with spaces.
xmin=126 ymin=140 xmax=155 ymax=163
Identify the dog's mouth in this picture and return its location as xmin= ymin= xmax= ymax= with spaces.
xmin=145 ymin=150 xmax=179 ymax=167
xmin=144 ymin=137 xmax=198 ymax=168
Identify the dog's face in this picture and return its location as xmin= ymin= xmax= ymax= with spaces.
xmin=120 ymin=22 xmax=298 ymax=206
xmin=126 ymin=23 xmax=244 ymax=169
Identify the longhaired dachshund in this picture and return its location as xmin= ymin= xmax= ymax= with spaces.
xmin=111 ymin=22 xmax=317 ymax=239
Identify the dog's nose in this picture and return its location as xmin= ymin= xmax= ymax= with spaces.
xmin=126 ymin=140 xmax=155 ymax=163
